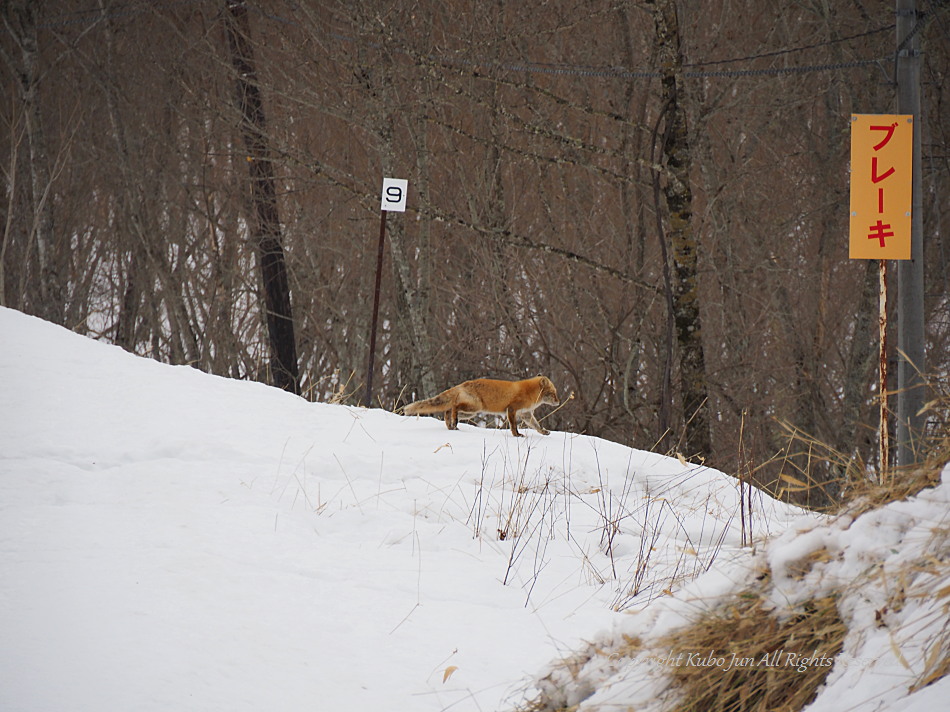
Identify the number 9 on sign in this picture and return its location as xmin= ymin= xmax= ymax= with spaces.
xmin=381 ymin=178 xmax=408 ymax=212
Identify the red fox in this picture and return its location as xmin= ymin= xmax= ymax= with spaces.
xmin=403 ymin=376 xmax=560 ymax=437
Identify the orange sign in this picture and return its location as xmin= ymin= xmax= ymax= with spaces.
xmin=849 ymin=115 xmax=912 ymax=260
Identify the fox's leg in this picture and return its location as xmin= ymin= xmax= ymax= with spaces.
xmin=523 ymin=411 xmax=550 ymax=436
xmin=446 ymin=407 xmax=459 ymax=430
xmin=506 ymin=406 xmax=523 ymax=437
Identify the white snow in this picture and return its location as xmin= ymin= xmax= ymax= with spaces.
xmin=0 ymin=306 xmax=945 ymax=711
xmin=523 ymin=461 xmax=950 ymax=710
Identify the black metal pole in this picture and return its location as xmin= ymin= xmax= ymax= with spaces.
xmin=364 ymin=210 xmax=388 ymax=407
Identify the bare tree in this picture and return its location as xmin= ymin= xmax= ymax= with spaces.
xmin=224 ymin=0 xmax=299 ymax=393
xmin=645 ymin=0 xmax=710 ymax=458
xmin=1 ymin=0 xmax=65 ymax=324
xmin=4 ymin=0 xmax=948 ymax=507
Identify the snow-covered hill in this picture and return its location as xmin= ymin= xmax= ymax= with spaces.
xmin=527 ymin=463 xmax=949 ymax=712
xmin=3 ymin=306 xmax=942 ymax=712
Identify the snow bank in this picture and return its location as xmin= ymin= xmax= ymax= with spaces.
xmin=524 ymin=463 xmax=949 ymax=711
xmin=0 ymin=307 xmax=806 ymax=711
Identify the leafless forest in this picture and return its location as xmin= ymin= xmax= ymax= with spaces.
xmin=3 ymin=1 xmax=948 ymax=506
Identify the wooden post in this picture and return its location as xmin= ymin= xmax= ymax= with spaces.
xmin=879 ymin=259 xmax=889 ymax=478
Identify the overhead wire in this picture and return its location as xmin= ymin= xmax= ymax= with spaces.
xmin=36 ymin=0 xmax=209 ymax=28
xmin=264 ymin=2 xmax=897 ymax=80
xmin=33 ymin=0 xmax=904 ymax=80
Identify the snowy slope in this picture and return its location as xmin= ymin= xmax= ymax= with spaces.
xmin=769 ymin=471 xmax=950 ymax=712
xmin=527 ymin=466 xmax=950 ymax=712
xmin=0 ymin=306 xmax=807 ymax=712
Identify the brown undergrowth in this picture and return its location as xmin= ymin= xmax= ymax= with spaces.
xmin=742 ymin=377 xmax=949 ymax=514
xmin=516 ymin=382 xmax=948 ymax=712
xmin=846 ymin=381 xmax=949 ymax=515
xmin=657 ymin=592 xmax=845 ymax=712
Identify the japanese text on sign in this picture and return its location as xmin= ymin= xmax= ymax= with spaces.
xmin=849 ymin=115 xmax=912 ymax=260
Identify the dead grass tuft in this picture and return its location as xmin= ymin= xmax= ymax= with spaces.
xmin=757 ymin=376 xmax=950 ymax=514
xmin=658 ymin=593 xmax=846 ymax=712
xmin=845 ymin=383 xmax=949 ymax=515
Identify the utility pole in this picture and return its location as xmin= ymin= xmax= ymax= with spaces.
xmin=895 ymin=0 xmax=926 ymax=467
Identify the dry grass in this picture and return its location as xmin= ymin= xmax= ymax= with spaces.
xmin=517 ymin=594 xmax=847 ymax=712
xmin=657 ymin=593 xmax=845 ymax=712
xmin=750 ymin=376 xmax=950 ymax=515
xmin=516 ymin=381 xmax=950 ymax=712
xmin=652 ymin=392 xmax=949 ymax=710
xmin=845 ymin=383 xmax=949 ymax=515
xmin=906 ymin=524 xmax=950 ymax=695
xmin=845 ymin=460 xmax=943 ymax=514
xmin=657 ymin=384 xmax=948 ymax=711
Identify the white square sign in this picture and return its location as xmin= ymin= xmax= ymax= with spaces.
xmin=380 ymin=178 xmax=408 ymax=212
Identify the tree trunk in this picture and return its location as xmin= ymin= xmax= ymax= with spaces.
xmin=647 ymin=0 xmax=710 ymax=459
xmin=224 ymin=0 xmax=299 ymax=394
xmin=2 ymin=0 xmax=65 ymax=324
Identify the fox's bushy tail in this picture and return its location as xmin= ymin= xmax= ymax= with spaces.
xmin=403 ymin=390 xmax=453 ymax=415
